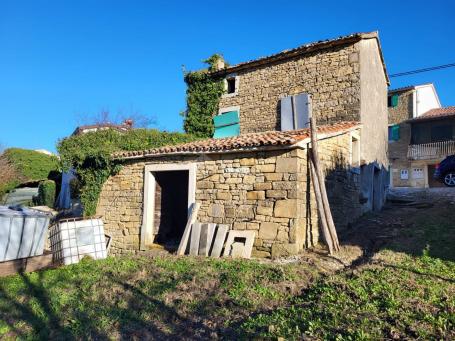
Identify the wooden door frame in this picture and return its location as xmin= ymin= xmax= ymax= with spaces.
xmin=140 ymin=163 xmax=196 ymax=250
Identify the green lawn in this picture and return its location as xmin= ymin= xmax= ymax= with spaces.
xmin=0 ymin=202 xmax=454 ymax=340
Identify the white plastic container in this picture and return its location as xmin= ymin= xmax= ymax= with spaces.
xmin=50 ymin=217 xmax=107 ymax=265
xmin=0 ymin=206 xmax=50 ymax=262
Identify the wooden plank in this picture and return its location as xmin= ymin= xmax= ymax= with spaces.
xmin=198 ymin=224 xmax=208 ymax=256
xmin=310 ymin=158 xmax=333 ymax=254
xmin=206 ymin=223 xmax=216 ymax=254
xmin=177 ymin=202 xmax=200 ymax=255
xmin=199 ymin=223 xmax=216 ymax=256
xmin=210 ymin=224 xmax=228 ymax=258
xmin=309 ymin=114 xmax=340 ymax=252
xmin=189 ymin=222 xmax=201 ymax=256
xmin=0 ymin=252 xmax=55 ymax=278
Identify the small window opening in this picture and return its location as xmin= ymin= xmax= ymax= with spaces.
xmin=351 ymin=135 xmax=360 ymax=168
xmin=233 ymin=237 xmax=247 ymax=244
xmin=388 ymin=94 xmax=399 ymax=108
xmin=226 ymin=77 xmax=236 ymax=94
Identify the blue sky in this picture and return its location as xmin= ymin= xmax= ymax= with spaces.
xmin=1 ymin=0 xmax=454 ymax=152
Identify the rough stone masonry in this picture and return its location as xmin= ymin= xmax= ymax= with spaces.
xmin=97 ymin=131 xmax=360 ymax=258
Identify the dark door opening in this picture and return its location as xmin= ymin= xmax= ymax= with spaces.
xmin=373 ymin=167 xmax=381 ymax=211
xmin=428 ymin=164 xmax=445 ymax=188
xmin=153 ymin=170 xmax=189 ymax=251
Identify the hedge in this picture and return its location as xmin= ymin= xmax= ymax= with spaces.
xmin=57 ymin=128 xmax=197 ymax=216
xmin=0 ymin=148 xmax=59 ymax=199
xmin=35 ymin=180 xmax=56 ymax=207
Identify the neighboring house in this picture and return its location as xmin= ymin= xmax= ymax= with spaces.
xmin=405 ymin=107 xmax=455 ymax=187
xmin=96 ymin=32 xmax=390 ymax=258
xmin=387 ymin=83 xmax=443 ymax=187
xmin=72 ymin=120 xmax=133 ymax=136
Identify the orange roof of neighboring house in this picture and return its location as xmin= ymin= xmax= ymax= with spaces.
xmin=210 ymin=31 xmax=389 ymax=85
xmin=113 ymin=121 xmax=361 ymax=160
xmin=408 ymin=106 xmax=455 ymax=123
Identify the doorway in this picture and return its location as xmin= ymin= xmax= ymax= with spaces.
xmin=428 ymin=164 xmax=445 ymax=188
xmin=141 ymin=163 xmax=196 ymax=251
xmin=153 ymin=171 xmax=188 ymax=249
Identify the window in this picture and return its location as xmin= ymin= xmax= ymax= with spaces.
xmin=350 ymin=133 xmax=361 ymax=172
xmin=388 ymin=94 xmax=399 ymax=108
xmin=226 ymin=77 xmax=236 ymax=94
xmin=400 ymin=169 xmax=408 ymax=180
xmin=388 ymin=125 xmax=400 ymax=141
xmin=213 ymin=109 xmax=240 ymax=138
xmin=412 ymin=168 xmax=424 ymax=179
xmin=280 ymin=93 xmax=310 ymax=131
xmin=223 ymin=74 xmax=238 ymax=97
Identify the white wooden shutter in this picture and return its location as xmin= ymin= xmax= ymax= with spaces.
xmin=280 ymin=93 xmax=310 ymax=131
xmin=280 ymin=96 xmax=293 ymax=131
xmin=294 ymin=93 xmax=310 ymax=129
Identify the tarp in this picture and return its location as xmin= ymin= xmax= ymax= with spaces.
xmin=56 ymin=169 xmax=76 ymax=209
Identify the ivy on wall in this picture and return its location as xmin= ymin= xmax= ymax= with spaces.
xmin=57 ymin=129 xmax=197 ymax=216
xmin=183 ymin=54 xmax=226 ymax=138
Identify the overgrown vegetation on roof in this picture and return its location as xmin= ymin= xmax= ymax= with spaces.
xmin=57 ymin=129 xmax=197 ymax=216
xmin=0 ymin=148 xmax=59 ymax=199
xmin=183 ymin=54 xmax=226 ymax=138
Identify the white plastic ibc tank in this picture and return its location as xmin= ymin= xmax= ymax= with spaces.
xmin=50 ymin=217 xmax=107 ymax=265
xmin=0 ymin=206 xmax=50 ymax=262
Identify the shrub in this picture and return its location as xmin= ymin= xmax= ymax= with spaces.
xmin=35 ymin=180 xmax=56 ymax=207
xmin=0 ymin=148 xmax=58 ymax=199
xmin=57 ymin=128 xmax=197 ymax=216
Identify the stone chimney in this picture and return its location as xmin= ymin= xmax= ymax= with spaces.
xmin=214 ymin=58 xmax=225 ymax=71
xmin=123 ymin=119 xmax=134 ymax=128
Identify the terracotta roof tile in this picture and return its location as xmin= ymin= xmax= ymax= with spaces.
xmin=113 ymin=121 xmax=361 ymax=160
xmin=409 ymin=106 xmax=455 ymax=122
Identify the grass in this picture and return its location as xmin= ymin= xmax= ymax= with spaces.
xmin=241 ymin=251 xmax=454 ymax=339
xmin=0 ymin=202 xmax=454 ymax=339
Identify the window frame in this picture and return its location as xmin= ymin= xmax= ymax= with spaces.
xmin=350 ymin=131 xmax=361 ymax=174
xmin=222 ymin=73 xmax=239 ymax=98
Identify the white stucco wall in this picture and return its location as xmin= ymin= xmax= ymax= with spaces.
xmin=414 ymin=84 xmax=441 ymax=117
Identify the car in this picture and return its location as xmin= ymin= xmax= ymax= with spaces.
xmin=434 ymin=155 xmax=455 ymax=187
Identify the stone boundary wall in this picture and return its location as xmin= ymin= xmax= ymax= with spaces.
xmin=97 ymin=132 xmax=360 ymax=257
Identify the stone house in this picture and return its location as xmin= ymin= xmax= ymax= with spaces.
xmin=96 ymin=32 xmax=390 ymax=257
xmin=395 ymin=107 xmax=455 ymax=188
xmin=387 ymin=83 xmax=444 ymax=187
xmin=98 ymin=122 xmax=361 ymax=257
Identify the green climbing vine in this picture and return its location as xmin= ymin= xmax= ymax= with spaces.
xmin=183 ymin=54 xmax=227 ymax=138
xmin=57 ymin=129 xmax=197 ymax=216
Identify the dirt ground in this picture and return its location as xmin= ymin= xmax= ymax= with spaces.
xmin=269 ymin=187 xmax=455 ymax=272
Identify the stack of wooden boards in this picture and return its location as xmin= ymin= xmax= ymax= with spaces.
xmin=177 ymin=203 xmax=255 ymax=258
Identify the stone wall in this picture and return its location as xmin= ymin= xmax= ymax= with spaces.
xmin=218 ymin=43 xmax=362 ymax=133
xmin=97 ymin=131 xmax=360 ymax=258
xmin=388 ymin=90 xmax=413 ymax=125
xmin=389 ymin=122 xmax=412 ymax=187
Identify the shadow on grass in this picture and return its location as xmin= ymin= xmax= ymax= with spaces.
xmin=0 ymin=261 xmax=238 ymax=340
xmin=339 ymin=198 xmax=455 ymax=267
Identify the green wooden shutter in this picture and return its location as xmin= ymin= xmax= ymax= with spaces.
xmin=213 ymin=111 xmax=240 ymax=138
xmin=392 ymin=125 xmax=400 ymax=140
xmin=391 ymin=94 xmax=399 ymax=107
